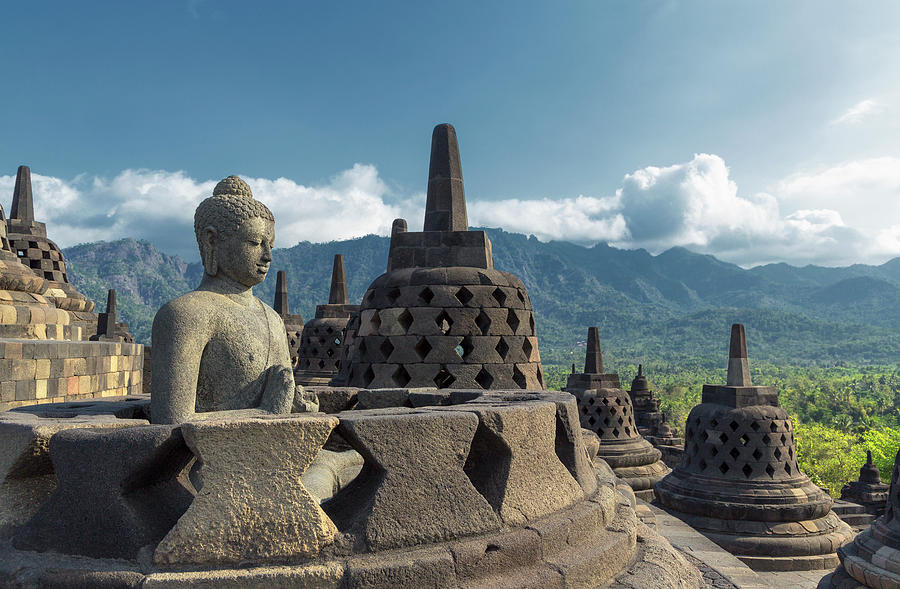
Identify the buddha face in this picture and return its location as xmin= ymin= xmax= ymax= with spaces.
xmin=215 ymin=217 xmax=275 ymax=287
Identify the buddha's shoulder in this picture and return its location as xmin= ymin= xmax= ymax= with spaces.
xmin=154 ymin=291 xmax=228 ymax=322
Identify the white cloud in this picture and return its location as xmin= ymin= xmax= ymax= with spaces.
xmin=2 ymin=153 xmax=900 ymax=268
xmin=467 ymin=194 xmax=627 ymax=244
xmin=831 ymin=99 xmax=884 ymax=125
xmin=0 ymin=165 xmax=421 ymax=261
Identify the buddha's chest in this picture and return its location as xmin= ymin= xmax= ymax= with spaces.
xmin=199 ymin=307 xmax=275 ymax=389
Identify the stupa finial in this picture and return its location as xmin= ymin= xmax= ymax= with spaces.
xmin=423 ymin=123 xmax=468 ymax=232
xmin=328 ymin=254 xmax=349 ymax=305
xmin=585 ymin=326 xmax=603 ymax=374
xmin=11 ymin=165 xmax=34 ymax=222
xmin=275 ymin=270 xmax=289 ymax=317
xmin=726 ymin=323 xmax=751 ymax=386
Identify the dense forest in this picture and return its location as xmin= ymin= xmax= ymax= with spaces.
xmin=62 ymin=234 xmax=900 ymax=494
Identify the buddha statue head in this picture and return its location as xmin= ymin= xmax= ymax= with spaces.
xmin=194 ymin=176 xmax=275 ymax=288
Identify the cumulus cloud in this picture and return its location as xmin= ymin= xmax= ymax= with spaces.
xmin=1 ymin=153 xmax=899 ymax=267
xmin=831 ymin=99 xmax=884 ymax=125
xmin=0 ymin=165 xmax=422 ymax=261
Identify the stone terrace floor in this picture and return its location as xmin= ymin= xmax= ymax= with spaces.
xmin=646 ymin=501 xmax=843 ymax=589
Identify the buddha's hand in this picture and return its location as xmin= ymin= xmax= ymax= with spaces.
xmin=292 ymin=385 xmax=320 ymax=413
xmin=260 ymin=365 xmax=295 ymax=415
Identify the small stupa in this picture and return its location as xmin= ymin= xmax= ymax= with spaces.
xmin=294 ymin=255 xmax=358 ymax=386
xmin=564 ymin=327 xmax=670 ymax=500
xmin=822 ymin=448 xmax=900 ymax=588
xmin=5 ymin=166 xmax=93 ymax=314
xmin=840 ymin=450 xmax=890 ymax=519
xmin=343 ymin=124 xmax=544 ymax=390
xmin=273 ymin=270 xmax=304 ymax=371
xmin=655 ymin=324 xmax=853 ymax=571
xmin=88 ymin=289 xmax=133 ymax=342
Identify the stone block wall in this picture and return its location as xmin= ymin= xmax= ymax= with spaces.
xmin=0 ymin=339 xmax=143 ymax=411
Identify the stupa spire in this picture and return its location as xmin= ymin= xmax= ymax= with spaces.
xmin=328 ymin=254 xmax=349 ymax=305
xmin=423 ymin=123 xmax=468 ymax=232
xmin=274 ymin=270 xmax=289 ymax=317
xmin=726 ymin=323 xmax=751 ymax=386
xmin=10 ymin=165 xmax=34 ymax=221
xmin=584 ymin=326 xmax=603 ymax=374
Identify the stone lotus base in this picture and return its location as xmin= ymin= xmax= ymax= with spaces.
xmin=818 ymin=519 xmax=900 ymax=588
xmin=0 ymin=390 xmax=703 ymax=589
xmin=656 ymin=471 xmax=855 ymax=572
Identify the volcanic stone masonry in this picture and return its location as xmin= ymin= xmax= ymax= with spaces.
xmin=6 ymin=166 xmax=94 ymax=317
xmin=294 ymin=254 xmax=359 ymax=386
xmin=822 ymin=447 xmax=900 ymax=588
xmin=655 ymin=323 xmax=854 ymax=572
xmin=564 ymin=327 xmax=669 ymax=501
xmin=273 ymin=270 xmax=304 ymax=370
xmin=836 ymin=451 xmax=890 ymax=528
xmin=343 ymin=123 xmax=544 ymax=390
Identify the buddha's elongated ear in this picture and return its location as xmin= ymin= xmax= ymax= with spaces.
xmin=201 ymin=226 xmax=218 ymax=276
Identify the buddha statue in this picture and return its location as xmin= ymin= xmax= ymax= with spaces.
xmin=150 ymin=176 xmax=295 ymax=424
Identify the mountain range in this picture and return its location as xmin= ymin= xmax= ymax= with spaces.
xmin=61 ymin=229 xmax=900 ymax=368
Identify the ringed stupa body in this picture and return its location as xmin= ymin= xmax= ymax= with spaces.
xmin=344 ymin=124 xmax=544 ymax=390
xmin=6 ymin=166 xmax=94 ymax=315
xmin=655 ymin=324 xmax=853 ymax=571
xmin=294 ymin=255 xmax=358 ymax=386
xmin=564 ymin=327 xmax=669 ymax=500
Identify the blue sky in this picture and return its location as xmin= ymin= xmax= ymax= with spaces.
xmin=2 ymin=1 xmax=899 ymax=266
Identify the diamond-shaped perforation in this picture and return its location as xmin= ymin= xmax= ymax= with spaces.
xmin=742 ymin=464 xmax=753 ymax=478
xmin=750 ymin=420 xmax=760 ymax=431
xmin=770 ymin=421 xmax=779 ymax=432
xmin=765 ymin=464 xmax=775 ymax=478
xmin=414 ymin=337 xmax=433 ymax=360
xmin=459 ymin=336 xmax=475 ymax=359
xmin=455 ymin=287 xmax=473 ymax=305
xmin=435 ymin=310 xmax=453 ymax=334
xmin=492 ymin=287 xmax=507 ymax=306
xmin=512 ymin=365 xmax=527 ymax=389
xmin=363 ymin=365 xmax=375 ymax=387
xmin=729 ymin=447 xmax=740 ymax=460
xmin=506 ymin=309 xmax=520 ymax=332
xmin=392 ymin=365 xmax=411 ymax=387
xmin=740 ymin=433 xmax=750 ymax=446
xmin=434 ymin=366 xmax=456 ymax=388
xmin=387 ymin=288 xmax=402 ymax=303
xmin=495 ymin=338 xmax=509 ymax=359
xmin=398 ymin=309 xmax=413 ymax=333
xmin=475 ymin=368 xmax=494 ymax=389
xmin=719 ymin=462 xmax=729 ymax=475
xmin=475 ymin=310 xmax=492 ymax=335
xmin=752 ymin=448 xmax=762 ymax=461
xmin=522 ymin=338 xmax=533 ymax=359
xmin=380 ymin=339 xmax=394 ymax=361
xmin=419 ymin=287 xmax=434 ymax=304
xmin=370 ymin=311 xmax=382 ymax=332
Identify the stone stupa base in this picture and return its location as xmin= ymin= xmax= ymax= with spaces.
xmin=817 ymin=520 xmax=900 ymax=588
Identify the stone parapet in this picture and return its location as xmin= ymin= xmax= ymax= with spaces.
xmin=0 ymin=390 xmax=703 ymax=588
xmin=0 ymin=339 xmax=143 ymax=411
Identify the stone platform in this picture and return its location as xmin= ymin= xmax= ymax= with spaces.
xmin=0 ymin=390 xmax=704 ymax=588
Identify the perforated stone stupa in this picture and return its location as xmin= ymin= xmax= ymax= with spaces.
xmin=5 ymin=166 xmax=93 ymax=315
xmin=564 ymin=327 xmax=669 ymax=500
xmin=294 ymin=255 xmax=358 ymax=386
xmin=344 ymin=124 xmax=544 ymax=390
xmin=822 ymin=448 xmax=900 ymax=588
xmin=655 ymin=324 xmax=854 ymax=571
xmin=273 ymin=270 xmax=304 ymax=370
xmin=840 ymin=451 xmax=890 ymax=520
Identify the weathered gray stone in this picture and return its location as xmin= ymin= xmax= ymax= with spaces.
xmin=302 ymin=448 xmax=364 ymax=503
xmin=0 ymin=411 xmax=148 ymax=532
xmin=150 ymin=176 xmax=295 ymax=424
xmin=144 ymin=563 xmax=345 ymax=588
xmin=154 ymin=414 xmax=338 ymax=565
xmin=445 ymin=401 xmax=583 ymax=525
xmin=324 ymin=408 xmax=501 ymax=551
xmin=14 ymin=424 xmax=192 ymax=559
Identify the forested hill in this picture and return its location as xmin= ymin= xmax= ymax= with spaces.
xmin=62 ymin=230 xmax=900 ymax=367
